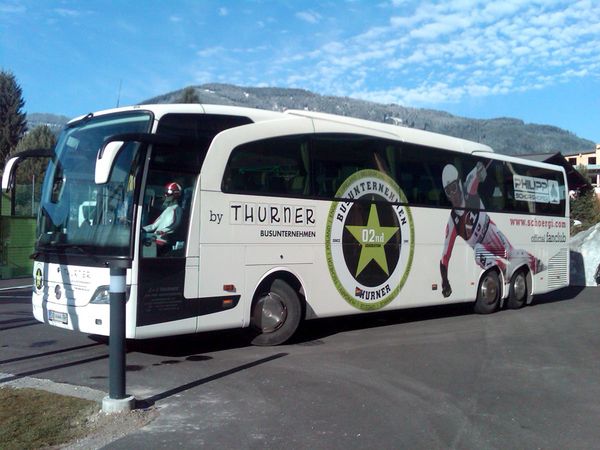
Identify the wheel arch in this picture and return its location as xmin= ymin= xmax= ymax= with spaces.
xmin=525 ymin=269 xmax=533 ymax=305
xmin=474 ymin=266 xmax=503 ymax=314
xmin=250 ymin=268 xmax=308 ymax=324
xmin=509 ymin=263 xmax=534 ymax=305
xmin=478 ymin=265 xmax=506 ymax=297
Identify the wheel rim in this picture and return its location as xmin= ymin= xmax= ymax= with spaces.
xmin=253 ymin=292 xmax=288 ymax=333
xmin=480 ymin=274 xmax=499 ymax=305
xmin=513 ymin=272 xmax=527 ymax=302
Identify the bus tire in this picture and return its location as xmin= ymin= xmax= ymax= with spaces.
xmin=507 ymin=269 xmax=528 ymax=309
xmin=250 ymin=279 xmax=301 ymax=346
xmin=474 ymin=270 xmax=501 ymax=314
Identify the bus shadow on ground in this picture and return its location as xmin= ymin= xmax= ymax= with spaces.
xmin=113 ymin=303 xmax=476 ymax=357
xmin=294 ymin=284 xmax=585 ymax=343
xmin=102 ymin=285 xmax=584 ymax=356
xmin=135 ymin=352 xmax=288 ymax=408
xmin=531 ymin=284 xmax=585 ymax=304
xmin=112 ymin=328 xmax=254 ymax=357
xmin=293 ymin=302 xmax=475 ymax=344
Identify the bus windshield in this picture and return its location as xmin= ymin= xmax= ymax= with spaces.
xmin=37 ymin=111 xmax=152 ymax=257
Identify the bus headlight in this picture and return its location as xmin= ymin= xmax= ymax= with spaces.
xmin=90 ymin=285 xmax=131 ymax=304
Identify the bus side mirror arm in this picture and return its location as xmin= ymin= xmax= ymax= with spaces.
xmin=95 ymin=133 xmax=179 ymax=185
xmin=1 ymin=148 xmax=54 ymax=192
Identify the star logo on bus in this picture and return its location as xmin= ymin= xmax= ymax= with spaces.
xmin=326 ymin=169 xmax=414 ymax=312
xmin=346 ymin=204 xmax=399 ymax=277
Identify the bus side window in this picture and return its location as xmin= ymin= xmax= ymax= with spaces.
xmin=393 ymin=142 xmax=450 ymax=207
xmin=311 ymin=134 xmax=380 ymax=199
xmin=222 ymin=135 xmax=308 ymax=197
xmin=488 ymin=161 xmax=506 ymax=211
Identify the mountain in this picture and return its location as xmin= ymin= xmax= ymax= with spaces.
xmin=26 ymin=113 xmax=70 ymax=135
xmin=143 ymin=83 xmax=595 ymax=156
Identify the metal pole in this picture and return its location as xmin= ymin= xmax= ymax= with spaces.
xmin=10 ymin=183 xmax=15 ymax=216
xmin=109 ymin=263 xmax=126 ymax=398
xmin=31 ymin=174 xmax=35 ymax=217
xmin=102 ymin=259 xmax=135 ymax=413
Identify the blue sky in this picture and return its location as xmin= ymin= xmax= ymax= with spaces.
xmin=1 ymin=0 xmax=599 ymax=143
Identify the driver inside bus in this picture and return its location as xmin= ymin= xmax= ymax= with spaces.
xmin=143 ymin=182 xmax=183 ymax=250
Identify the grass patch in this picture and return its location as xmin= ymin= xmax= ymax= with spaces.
xmin=0 ymin=387 xmax=98 ymax=450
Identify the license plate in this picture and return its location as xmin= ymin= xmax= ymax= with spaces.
xmin=48 ymin=310 xmax=68 ymax=325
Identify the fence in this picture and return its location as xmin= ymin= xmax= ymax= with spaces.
xmin=1 ymin=186 xmax=37 ymax=279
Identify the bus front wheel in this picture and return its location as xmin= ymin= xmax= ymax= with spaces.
xmin=474 ymin=270 xmax=501 ymax=314
xmin=507 ymin=269 xmax=528 ymax=309
xmin=250 ymin=279 xmax=301 ymax=346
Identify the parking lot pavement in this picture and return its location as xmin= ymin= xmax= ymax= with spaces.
xmin=2 ymin=285 xmax=600 ymax=449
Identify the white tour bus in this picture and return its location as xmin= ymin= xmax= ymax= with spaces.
xmin=3 ymin=104 xmax=569 ymax=345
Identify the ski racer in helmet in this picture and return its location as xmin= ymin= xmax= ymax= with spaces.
xmin=440 ymin=161 xmax=543 ymax=298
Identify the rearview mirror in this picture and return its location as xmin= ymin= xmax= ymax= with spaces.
xmin=95 ymin=133 xmax=179 ymax=184
xmin=95 ymin=140 xmax=126 ymax=184
xmin=2 ymin=148 xmax=54 ymax=192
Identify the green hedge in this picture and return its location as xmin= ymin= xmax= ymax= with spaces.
xmin=0 ymin=215 xmax=36 ymax=279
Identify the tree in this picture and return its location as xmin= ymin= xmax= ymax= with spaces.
xmin=179 ymin=86 xmax=200 ymax=104
xmin=10 ymin=125 xmax=55 ymax=216
xmin=575 ymin=164 xmax=590 ymax=183
xmin=0 ymin=70 xmax=27 ymax=164
xmin=570 ymin=188 xmax=600 ymax=235
xmin=13 ymin=124 xmax=55 ymax=181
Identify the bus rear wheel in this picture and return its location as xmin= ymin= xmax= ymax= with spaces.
xmin=507 ymin=269 xmax=528 ymax=309
xmin=474 ymin=270 xmax=501 ymax=314
xmin=250 ymin=279 xmax=301 ymax=346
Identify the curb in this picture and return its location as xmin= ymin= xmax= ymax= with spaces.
xmin=0 ymin=285 xmax=32 ymax=292
xmin=0 ymin=372 xmax=106 ymax=402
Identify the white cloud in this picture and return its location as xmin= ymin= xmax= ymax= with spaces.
xmin=409 ymin=21 xmax=457 ymax=40
xmin=479 ymin=1 xmax=522 ymax=22
xmin=563 ymin=68 xmax=589 ymax=78
xmin=323 ymin=41 xmax=345 ymax=54
xmin=494 ymin=58 xmax=512 ymax=67
xmin=197 ymin=46 xmax=226 ymax=58
xmin=0 ymin=2 xmax=25 ymax=13
xmin=219 ymin=8 xmax=228 ymax=17
xmin=513 ymin=46 xmax=531 ymax=56
xmin=187 ymin=0 xmax=600 ymax=109
xmin=115 ymin=20 xmax=138 ymax=34
xmin=54 ymin=8 xmax=82 ymax=17
xmin=193 ymin=70 xmax=214 ymax=84
xmin=296 ymin=11 xmax=321 ymax=24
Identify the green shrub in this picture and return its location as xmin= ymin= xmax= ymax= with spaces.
xmin=570 ymin=189 xmax=600 ymax=235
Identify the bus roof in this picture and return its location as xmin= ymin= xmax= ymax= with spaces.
xmin=285 ymin=109 xmax=494 ymax=155
xmin=68 ymin=104 xmax=287 ymax=125
xmin=69 ymin=103 xmax=494 ymax=155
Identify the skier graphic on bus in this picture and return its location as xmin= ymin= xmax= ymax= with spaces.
xmin=439 ymin=161 xmax=544 ymax=298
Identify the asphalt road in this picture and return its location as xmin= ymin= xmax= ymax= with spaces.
xmin=1 ymin=283 xmax=599 ymax=449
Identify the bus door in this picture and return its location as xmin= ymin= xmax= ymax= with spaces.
xmin=134 ymin=113 xmax=253 ymax=332
xmin=136 ymin=160 xmax=197 ymax=330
